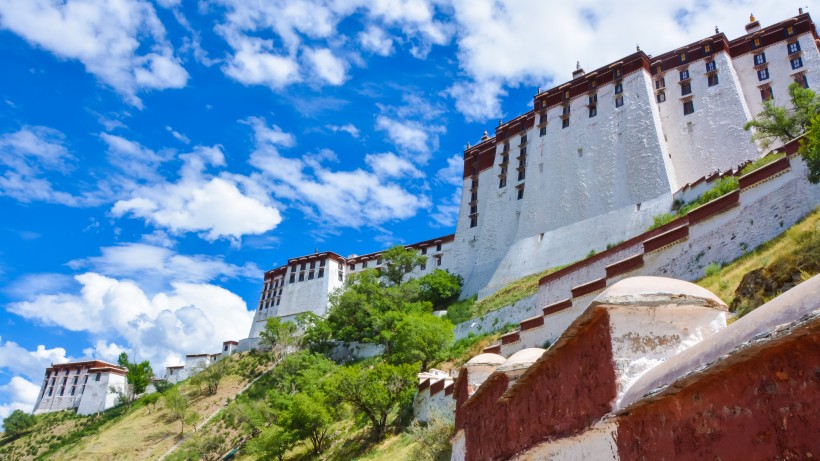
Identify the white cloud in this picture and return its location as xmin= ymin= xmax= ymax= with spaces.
xmin=306 ymin=48 xmax=348 ymax=86
xmin=166 ymin=126 xmax=190 ymax=144
xmin=0 ymin=338 xmax=70 ymax=381
xmin=436 ymin=154 xmax=464 ymax=186
xmin=0 ymin=377 xmax=41 ymax=423
xmin=430 ymin=154 xmax=463 ymax=226
xmin=111 ymin=144 xmax=282 ymax=241
xmin=221 ymin=34 xmax=301 ymax=89
xmin=365 ymin=152 xmax=422 ymax=178
xmin=0 ymin=0 xmax=188 ymax=106
xmin=376 ymin=115 xmax=446 ymax=162
xmin=445 ymin=0 xmax=791 ymax=121
xmin=0 ymin=126 xmax=100 ymax=206
xmin=101 ymin=133 xmax=171 ymax=182
xmin=7 ymin=273 xmax=253 ymax=369
xmin=327 ymin=123 xmax=360 ymax=138
xmin=359 ymin=25 xmax=394 ymax=56
xmin=246 ymin=117 xmax=430 ymax=228
xmin=82 ymin=340 xmax=128 ymax=363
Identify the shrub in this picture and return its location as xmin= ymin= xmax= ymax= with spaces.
xmin=648 ymin=212 xmax=677 ymax=230
xmin=704 ymin=262 xmax=722 ymax=277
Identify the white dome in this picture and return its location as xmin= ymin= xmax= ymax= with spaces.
xmin=497 ymin=348 xmax=545 ymax=373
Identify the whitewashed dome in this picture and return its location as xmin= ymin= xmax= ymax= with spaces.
xmin=497 ymin=348 xmax=545 ymax=373
xmin=592 ymin=276 xmax=726 ymax=309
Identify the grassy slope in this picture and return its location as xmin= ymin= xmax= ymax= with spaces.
xmin=697 ymin=206 xmax=820 ymax=311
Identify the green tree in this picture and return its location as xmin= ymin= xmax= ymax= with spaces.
xmin=327 ymin=362 xmax=417 ymax=439
xmin=247 ymin=425 xmax=296 ymax=461
xmin=168 ymin=433 xmax=224 ymax=461
xmin=295 ymin=312 xmax=333 ymax=353
xmin=259 ymin=317 xmax=298 ymax=360
xmin=381 ymin=245 xmax=427 ymax=286
xmin=417 ymin=270 xmax=463 ymax=311
xmin=117 ymin=352 xmax=153 ymax=402
xmin=2 ymin=409 xmax=35 ymax=436
xmin=164 ymin=387 xmax=199 ymax=435
xmin=744 ymin=82 xmax=820 ymax=183
xmin=141 ymin=392 xmax=162 ymax=413
xmin=196 ymin=358 xmax=228 ymax=396
xmin=280 ymin=392 xmax=334 ymax=453
xmin=390 ymin=313 xmax=454 ymax=370
xmin=266 ymin=351 xmax=338 ymax=396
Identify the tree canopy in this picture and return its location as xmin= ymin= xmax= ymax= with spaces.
xmin=381 ymin=245 xmax=427 ymax=286
xmin=2 ymin=409 xmax=35 ymax=436
xmin=117 ymin=352 xmax=153 ymax=401
xmin=389 ymin=313 xmax=454 ymax=370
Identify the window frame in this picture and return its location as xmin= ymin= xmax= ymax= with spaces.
xmin=683 ymin=100 xmax=695 ymax=116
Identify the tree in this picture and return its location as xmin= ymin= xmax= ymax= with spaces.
xmin=195 ymin=358 xmax=228 ymax=396
xmin=259 ymin=317 xmax=298 ymax=360
xmin=744 ymin=82 xmax=820 ymax=182
xmin=164 ymin=387 xmax=199 ymax=435
xmin=381 ymin=245 xmax=427 ymax=286
xmin=247 ymin=425 xmax=296 ymax=461
xmin=327 ymin=362 xmax=417 ymax=439
xmin=389 ymin=313 xmax=454 ymax=370
xmin=295 ymin=312 xmax=333 ymax=353
xmin=417 ymin=270 xmax=463 ymax=311
xmin=280 ymin=392 xmax=334 ymax=453
xmin=170 ymin=433 xmax=224 ymax=461
xmin=117 ymin=352 xmax=153 ymax=402
xmin=142 ymin=392 xmax=162 ymax=413
xmin=2 ymin=409 xmax=35 ymax=436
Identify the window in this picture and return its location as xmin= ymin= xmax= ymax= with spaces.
xmin=318 ymin=269 xmax=324 ymax=278
xmin=683 ymin=100 xmax=695 ymax=115
xmin=70 ymin=386 xmax=76 ymax=396
xmin=517 ymin=187 xmax=524 ymax=200
xmin=760 ymin=87 xmax=773 ymax=101
xmin=300 ymin=262 xmax=306 ymax=271
xmin=681 ymin=82 xmax=692 ymax=96
xmin=562 ymin=118 xmax=570 ymax=129
xmin=538 ymin=114 xmax=547 ymax=125
xmin=48 ymin=387 xmax=53 ymax=396
xmin=751 ymin=37 xmax=761 ymax=49
xmin=708 ymin=74 xmax=719 ymax=87
xmin=679 ymin=70 xmax=689 ymax=80
xmin=791 ymin=57 xmax=803 ymax=69
xmin=655 ymin=77 xmax=666 ymax=89
xmin=377 ymin=257 xmax=382 ymax=265
xmin=539 ymin=126 xmax=546 ymax=137
xmin=615 ymin=96 xmax=624 ymax=108
xmin=562 ymin=105 xmax=570 ymax=115
xmin=786 ymin=26 xmax=795 ymax=36
xmin=298 ymin=273 xmax=304 ymax=281
xmin=420 ymin=262 xmax=427 ymax=271
xmin=705 ymin=60 xmax=716 ymax=72
xmin=348 ymin=264 xmax=355 ymax=271
xmin=470 ymin=205 xmax=477 ymax=214
xmin=703 ymin=44 xmax=711 ymax=54
xmin=435 ymin=256 xmax=442 ymax=267
xmin=613 ymin=68 xmax=622 ymax=79
xmin=362 ymin=260 xmax=368 ymax=268
xmin=470 ymin=191 xmax=477 ymax=202
xmin=95 ymin=373 xmax=101 ymax=382
xmin=503 ymin=143 xmax=509 ymax=152
xmin=59 ymin=386 xmax=65 ymax=396
xmin=421 ymin=247 xmax=427 ymax=255
xmin=320 ymin=259 xmax=325 ymax=267
xmin=787 ymin=41 xmax=801 ymax=54
xmin=517 ymin=169 xmax=525 ymax=181
xmin=589 ymin=106 xmax=597 ymax=117
xmin=436 ymin=243 xmax=442 ymax=252
xmin=289 ymin=274 xmax=295 ymax=283
xmin=614 ymin=82 xmax=623 ymax=94
xmin=469 ymin=216 xmax=477 ymax=228
xmin=588 ymin=94 xmax=598 ymax=105
xmin=83 ymin=376 xmax=88 ymax=384
xmin=519 ymin=146 xmax=527 ymax=156
xmin=757 ymin=68 xmax=769 ymax=81
xmin=795 ymin=74 xmax=809 ymax=88
xmin=338 ymin=272 xmax=343 ymax=282
xmin=499 ymin=177 xmax=506 ymax=188
xmin=520 ymin=134 xmax=527 ymax=145
xmin=679 ymin=52 xmax=687 ymax=63
xmin=309 ymin=261 xmax=315 ymax=269
xmin=753 ymin=53 xmax=766 ymax=65
xmin=656 ymin=91 xmax=666 ymax=103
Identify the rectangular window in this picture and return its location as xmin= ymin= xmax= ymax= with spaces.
xmin=655 ymin=77 xmax=665 ymax=89
xmin=300 ymin=262 xmax=306 ymax=271
xmin=679 ymin=52 xmax=687 ymax=63
xmin=791 ymin=57 xmax=803 ymax=69
xmin=318 ymin=269 xmax=324 ymax=278
xmin=753 ymin=52 xmax=766 ymax=65
xmin=786 ymin=26 xmax=795 ymax=36
xmin=656 ymin=91 xmax=666 ymax=103
xmin=420 ymin=262 xmax=427 ymax=271
xmin=679 ymin=70 xmax=689 ymax=80
xmin=708 ymin=74 xmax=719 ymax=87
xmin=787 ymin=41 xmax=801 ymax=54
xmin=470 ymin=191 xmax=477 ymax=201
xmin=615 ymin=96 xmax=624 ymax=107
xmin=309 ymin=261 xmax=315 ymax=269
xmin=362 ymin=260 xmax=368 ymax=268
xmin=681 ymin=82 xmax=692 ymax=96
xmin=795 ymin=74 xmax=809 ymax=88
xmin=469 ymin=216 xmax=477 ymax=228
xmin=308 ymin=271 xmax=314 ymax=280
xmin=588 ymin=94 xmax=598 ymax=105
xmin=757 ymin=68 xmax=769 ymax=81
xmin=70 ymin=386 xmax=76 ymax=396
xmin=539 ymin=126 xmax=546 ymax=137
xmin=421 ymin=247 xmax=427 ymax=255
xmin=95 ymin=373 xmax=101 ymax=381
xmin=705 ymin=60 xmax=716 ymax=72
xmin=751 ymin=37 xmax=761 ymax=49
xmin=562 ymin=118 xmax=570 ymax=129
xmin=703 ymin=44 xmax=711 ymax=54
xmin=503 ymin=143 xmax=509 ymax=152
xmin=470 ymin=205 xmax=477 ymax=214
xmin=338 ymin=272 xmax=343 ymax=282
xmin=589 ymin=106 xmax=597 ymax=117
xmin=519 ymin=146 xmax=527 ymax=156
xmin=538 ymin=114 xmax=547 ymax=125
xmin=517 ymin=188 xmax=524 ymax=200
xmin=48 ymin=387 xmax=53 ymax=396
xmin=760 ymin=87 xmax=773 ymax=101
xmin=517 ymin=169 xmax=525 ymax=181
xmin=613 ymin=68 xmax=622 ymax=79
xmin=348 ymin=264 xmax=355 ymax=271
xmin=499 ymin=177 xmax=506 ymax=188
xmin=683 ymin=100 xmax=695 ymax=115
xmin=520 ymin=135 xmax=527 ymax=144
xmin=289 ymin=274 xmax=295 ymax=283
xmin=614 ymin=82 xmax=623 ymax=94
xmin=298 ymin=273 xmax=304 ymax=281
xmin=319 ymin=259 xmax=325 ymax=267
xmin=562 ymin=105 xmax=570 ymax=115
xmin=436 ymin=243 xmax=442 ymax=252
xmin=435 ymin=256 xmax=442 ymax=267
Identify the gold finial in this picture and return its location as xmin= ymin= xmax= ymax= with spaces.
xmin=749 ymin=13 xmax=756 ymax=22
xmin=576 ymin=61 xmax=581 ymax=70
xmin=481 ymin=130 xmax=489 ymax=141
xmin=636 ymin=44 xmax=640 ymax=52
xmin=715 ymin=25 xmax=719 ymax=34
xmin=498 ymin=119 xmax=503 ymax=126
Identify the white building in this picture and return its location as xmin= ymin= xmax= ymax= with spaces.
xmin=33 ymin=360 xmax=128 ymax=416
xmin=452 ymin=11 xmax=820 ymax=297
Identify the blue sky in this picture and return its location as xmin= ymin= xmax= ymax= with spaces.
xmin=0 ymin=0 xmax=804 ymax=418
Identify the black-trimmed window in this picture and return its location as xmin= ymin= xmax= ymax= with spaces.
xmin=679 ymin=69 xmax=690 ymax=80
xmin=613 ymin=68 xmax=622 ymax=79
xmin=362 ymin=260 xmax=368 ymax=268
xmin=786 ymin=26 xmax=795 ymax=37
xmin=517 ymin=169 xmax=525 ymax=181
xmin=795 ymin=74 xmax=809 ymax=89
xmin=421 ymin=247 xmax=427 ymax=255
xmin=705 ymin=60 xmax=716 ymax=72
xmin=615 ymin=96 xmax=624 ymax=108
xmin=289 ymin=274 xmax=295 ymax=283
xmin=708 ymin=74 xmax=719 ymax=87
xmin=539 ymin=126 xmax=546 ymax=136
xmin=589 ymin=106 xmax=597 ymax=117
xmin=562 ymin=118 xmax=570 ymax=129
xmin=657 ymin=91 xmax=666 ymax=103
xmin=614 ymin=82 xmax=623 ymax=94
xmin=655 ymin=77 xmax=665 ymax=89
xmin=681 ymin=82 xmax=692 ymax=96
xmin=791 ymin=57 xmax=803 ymax=69
xmin=757 ymin=68 xmax=769 ymax=81
xmin=517 ymin=187 xmax=524 ymax=200
xmin=683 ymin=100 xmax=694 ymax=115
xmin=760 ymin=87 xmax=773 ymax=101
xmin=298 ymin=273 xmax=305 ymax=281
xmin=751 ymin=37 xmax=761 ymax=49
xmin=436 ymin=243 xmax=442 ymax=251
xmin=753 ymin=52 xmax=766 ymax=65
xmin=318 ymin=269 xmax=324 ymax=278
xmin=300 ymin=262 xmax=306 ymax=271
xmin=95 ymin=373 xmax=101 ymax=382
xmin=470 ymin=205 xmax=477 ymax=214
xmin=499 ymin=177 xmax=506 ymax=188
xmin=420 ymin=261 xmax=427 ymax=270
xmin=679 ymin=52 xmax=687 ymax=63
xmin=787 ymin=41 xmax=801 ymax=54
xmin=562 ymin=105 xmax=570 ymax=115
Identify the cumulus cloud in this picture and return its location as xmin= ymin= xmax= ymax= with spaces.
xmin=111 ymin=144 xmax=282 ymax=241
xmin=430 ymin=154 xmax=464 ymax=226
xmin=365 ymin=152 xmax=422 ymax=179
xmin=0 ymin=377 xmax=41 ymax=423
xmin=0 ymin=126 xmax=101 ymax=206
xmin=0 ymin=0 xmax=188 ymax=106
xmin=7 ymin=273 xmax=253 ymax=369
xmin=0 ymin=338 xmax=70 ymax=381
xmin=246 ymin=117 xmax=430 ymax=228
xmin=306 ymin=48 xmax=348 ymax=86
xmin=359 ymin=25 xmax=394 ymax=56
xmin=101 ymin=133 xmax=172 ymax=182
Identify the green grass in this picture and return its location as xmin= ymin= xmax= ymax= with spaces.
xmin=740 ymin=152 xmax=785 ymax=175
